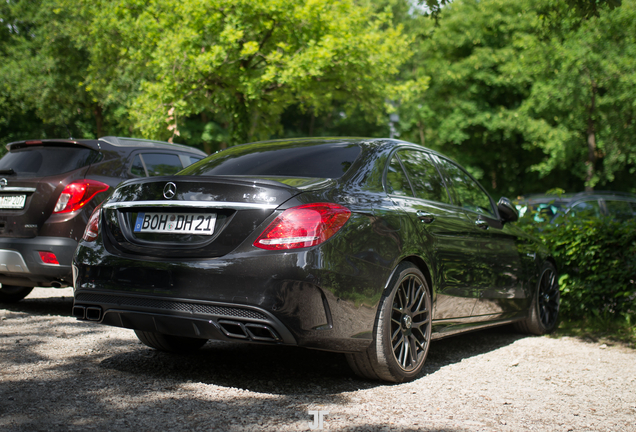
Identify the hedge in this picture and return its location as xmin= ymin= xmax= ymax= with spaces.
xmin=521 ymin=218 xmax=636 ymax=323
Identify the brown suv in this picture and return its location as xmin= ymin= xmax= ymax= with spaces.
xmin=0 ymin=136 xmax=206 ymax=302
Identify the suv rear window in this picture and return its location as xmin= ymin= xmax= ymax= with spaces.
xmin=181 ymin=141 xmax=361 ymax=179
xmin=0 ymin=146 xmax=101 ymax=177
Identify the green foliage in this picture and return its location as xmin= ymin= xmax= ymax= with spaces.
xmin=72 ymin=0 xmax=411 ymax=146
xmin=395 ymin=0 xmax=636 ymax=198
xmin=522 ymin=217 xmax=636 ymax=325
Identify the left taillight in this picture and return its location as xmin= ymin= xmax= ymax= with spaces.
xmin=254 ymin=203 xmax=351 ymax=250
xmin=54 ymin=180 xmax=109 ymax=214
xmin=82 ymin=203 xmax=102 ymax=242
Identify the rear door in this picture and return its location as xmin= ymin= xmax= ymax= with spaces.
xmin=386 ymin=149 xmax=478 ymax=319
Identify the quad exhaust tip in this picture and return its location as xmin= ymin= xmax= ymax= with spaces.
xmin=72 ymin=305 xmax=102 ymax=321
xmin=72 ymin=305 xmax=85 ymax=319
xmin=217 ymin=319 xmax=281 ymax=342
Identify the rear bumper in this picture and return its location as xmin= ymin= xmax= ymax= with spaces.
xmin=0 ymin=236 xmax=77 ymax=287
xmin=72 ymin=291 xmax=297 ymax=344
xmin=72 ymin=245 xmax=386 ymax=353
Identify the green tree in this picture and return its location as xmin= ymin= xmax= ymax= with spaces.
xmin=397 ymin=0 xmax=636 ymax=197
xmin=75 ymin=0 xmax=411 ymax=146
xmin=0 ymin=0 xmax=131 ymax=155
xmin=520 ymin=0 xmax=636 ymax=190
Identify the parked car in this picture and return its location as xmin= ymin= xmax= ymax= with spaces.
xmin=0 ymin=136 xmax=206 ymax=302
xmin=72 ymin=138 xmax=559 ymax=382
xmin=516 ymin=191 xmax=636 ymax=225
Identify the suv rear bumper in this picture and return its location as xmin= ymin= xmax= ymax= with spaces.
xmin=0 ymin=236 xmax=77 ymax=287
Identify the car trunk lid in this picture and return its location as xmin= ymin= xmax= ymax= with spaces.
xmin=101 ymin=176 xmax=331 ymax=258
xmin=0 ymin=141 xmax=100 ymax=238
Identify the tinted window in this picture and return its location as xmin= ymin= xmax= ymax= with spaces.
xmin=182 ymin=141 xmax=361 ymax=179
xmin=604 ymin=200 xmax=636 ymax=219
xmin=0 ymin=146 xmax=101 ymax=177
xmin=398 ymin=150 xmax=449 ymax=203
xmin=142 ymin=153 xmax=183 ymax=176
xmin=131 ymin=154 xmax=146 ymax=177
xmin=438 ymin=158 xmax=495 ymax=217
xmin=386 ymin=155 xmax=412 ymax=196
xmin=186 ymin=156 xmax=203 ymax=165
xmin=569 ymin=200 xmax=602 ymax=218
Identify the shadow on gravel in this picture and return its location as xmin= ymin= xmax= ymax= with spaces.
xmin=1 ymin=293 xmax=74 ymax=317
xmin=0 ymin=302 xmax=516 ymax=431
xmin=97 ymin=325 xmax=526 ymax=396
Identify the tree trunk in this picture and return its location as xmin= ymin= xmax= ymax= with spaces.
xmin=94 ymin=104 xmax=104 ymax=138
xmin=201 ymin=112 xmax=212 ymax=154
xmin=585 ymin=80 xmax=597 ymax=192
xmin=417 ymin=120 xmax=425 ymax=146
xmin=309 ymin=112 xmax=316 ymax=136
xmin=231 ymin=95 xmax=250 ymax=145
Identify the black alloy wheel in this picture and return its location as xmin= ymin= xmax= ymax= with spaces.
xmin=537 ymin=264 xmax=560 ymax=330
xmin=515 ymin=262 xmax=560 ymax=335
xmin=346 ymin=262 xmax=432 ymax=382
xmin=390 ymin=272 xmax=431 ymax=371
xmin=134 ymin=330 xmax=208 ymax=352
xmin=0 ymin=285 xmax=34 ymax=303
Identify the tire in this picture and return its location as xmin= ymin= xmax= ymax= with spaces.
xmin=134 ymin=330 xmax=208 ymax=353
xmin=346 ymin=262 xmax=432 ymax=383
xmin=0 ymin=285 xmax=34 ymax=303
xmin=515 ymin=262 xmax=560 ymax=335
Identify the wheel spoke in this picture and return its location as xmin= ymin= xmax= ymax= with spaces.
xmin=393 ymin=333 xmax=404 ymax=352
xmin=388 ymin=271 xmax=432 ymax=373
xmin=391 ymin=325 xmax=402 ymax=341
xmin=411 ymin=316 xmax=430 ymax=329
xmin=408 ymin=335 xmax=418 ymax=366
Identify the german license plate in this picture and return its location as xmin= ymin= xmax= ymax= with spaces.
xmin=133 ymin=212 xmax=216 ymax=235
xmin=0 ymin=195 xmax=26 ymax=209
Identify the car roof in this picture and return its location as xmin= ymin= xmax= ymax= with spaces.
xmin=6 ymin=136 xmax=207 ymax=156
xmin=518 ymin=191 xmax=636 ymax=207
xmin=221 ymin=137 xmax=452 ymax=159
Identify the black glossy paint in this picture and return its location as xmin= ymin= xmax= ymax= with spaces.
xmin=72 ymin=138 xmax=551 ymax=353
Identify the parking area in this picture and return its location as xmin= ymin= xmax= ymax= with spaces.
xmin=1 ymin=288 xmax=635 ymax=431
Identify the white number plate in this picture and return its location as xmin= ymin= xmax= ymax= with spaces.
xmin=133 ymin=212 xmax=216 ymax=235
xmin=0 ymin=195 xmax=26 ymax=209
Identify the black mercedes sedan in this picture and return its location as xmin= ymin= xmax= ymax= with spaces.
xmin=72 ymin=138 xmax=560 ymax=382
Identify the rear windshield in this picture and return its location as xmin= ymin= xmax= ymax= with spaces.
xmin=0 ymin=146 xmax=101 ymax=177
xmin=180 ymin=141 xmax=361 ymax=179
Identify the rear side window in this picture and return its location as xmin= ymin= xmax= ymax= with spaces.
xmin=397 ymin=150 xmax=450 ymax=203
xmin=130 ymin=153 xmax=184 ymax=177
xmin=386 ymin=155 xmax=412 ymax=196
xmin=604 ymin=200 xmax=636 ymax=219
xmin=182 ymin=142 xmax=361 ymax=179
xmin=569 ymin=200 xmax=602 ymax=218
xmin=0 ymin=146 xmax=101 ymax=177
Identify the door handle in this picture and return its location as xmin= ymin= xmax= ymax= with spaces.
xmin=416 ymin=211 xmax=435 ymax=223
xmin=475 ymin=219 xmax=489 ymax=230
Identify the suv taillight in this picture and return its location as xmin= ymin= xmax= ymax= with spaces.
xmin=54 ymin=180 xmax=109 ymax=214
xmin=254 ymin=203 xmax=351 ymax=250
xmin=82 ymin=204 xmax=102 ymax=242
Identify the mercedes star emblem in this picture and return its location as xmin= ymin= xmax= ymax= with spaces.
xmin=163 ymin=182 xmax=177 ymax=199
xmin=0 ymin=178 xmax=7 ymax=189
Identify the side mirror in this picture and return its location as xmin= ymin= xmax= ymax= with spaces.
xmin=497 ymin=197 xmax=519 ymax=223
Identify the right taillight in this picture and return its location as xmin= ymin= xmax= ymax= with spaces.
xmin=54 ymin=180 xmax=109 ymax=214
xmin=82 ymin=203 xmax=102 ymax=242
xmin=254 ymin=203 xmax=351 ymax=250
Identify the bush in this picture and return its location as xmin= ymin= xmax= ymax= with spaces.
xmin=521 ymin=218 xmax=636 ymax=324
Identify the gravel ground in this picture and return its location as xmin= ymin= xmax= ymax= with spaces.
xmin=1 ymin=288 xmax=635 ymax=432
